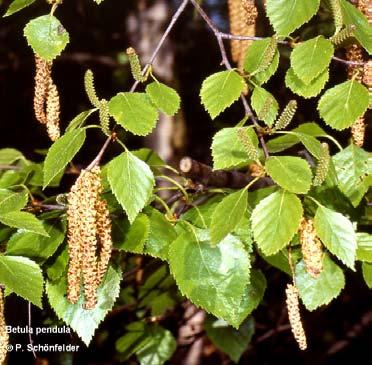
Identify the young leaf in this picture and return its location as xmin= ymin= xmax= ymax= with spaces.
xmin=362 ymin=262 xmax=372 ymax=288
xmin=340 ymin=0 xmax=372 ymax=54
xmin=24 ymin=15 xmax=69 ymax=61
xmin=169 ymin=228 xmax=250 ymax=328
xmin=46 ymin=266 xmax=121 ymax=345
xmin=0 ymin=211 xmax=48 ymax=236
xmin=265 ymin=156 xmax=312 ymax=194
xmin=0 ymin=189 xmax=28 ymax=214
xmin=333 ymin=144 xmax=370 ymax=207
xmin=65 ymin=109 xmax=97 ymax=132
xmin=210 ymin=189 xmax=248 ymax=245
xmin=251 ymin=190 xmax=303 ymax=255
xmin=290 ymin=36 xmax=334 ymax=85
xmin=0 ymin=148 xmax=24 ymax=164
xmin=6 ymin=220 xmax=65 ymax=262
xmin=4 ymin=0 xmax=36 ymax=17
xmin=296 ymin=255 xmax=345 ymax=311
xmin=144 ymin=207 xmax=177 ymax=260
xmin=200 ymin=70 xmax=246 ymax=119
xmin=318 ymin=80 xmax=369 ymax=130
xmin=205 ymin=316 xmax=254 ymax=363
xmin=43 ymin=128 xmax=86 ymax=188
xmin=145 ymin=82 xmax=181 ymax=116
xmin=244 ymin=37 xmax=277 ymax=75
xmin=251 ymin=87 xmax=278 ymax=126
xmin=108 ymin=92 xmax=158 ymax=136
xmin=285 ymin=67 xmax=329 ymax=98
xmin=266 ymin=0 xmax=320 ymax=36
xmin=0 ymin=255 xmax=43 ymax=308
xmin=211 ymin=127 xmax=258 ymax=169
xmin=314 ymin=206 xmax=357 ymax=269
xmin=108 ymin=151 xmax=155 ymax=223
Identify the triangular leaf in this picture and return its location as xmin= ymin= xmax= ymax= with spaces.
xmin=145 ymin=82 xmax=181 ymax=116
xmin=200 ymin=70 xmax=246 ymax=119
xmin=251 ymin=86 xmax=278 ymax=126
xmin=251 ymin=190 xmax=303 ymax=255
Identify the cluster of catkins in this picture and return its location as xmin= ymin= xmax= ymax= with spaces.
xmin=0 ymin=289 xmax=8 ymax=364
xmin=228 ymin=0 xmax=258 ymax=69
xmin=67 ymin=166 xmax=112 ymax=309
xmin=33 ymin=55 xmax=60 ymax=141
xmin=347 ymin=0 xmax=371 ymax=147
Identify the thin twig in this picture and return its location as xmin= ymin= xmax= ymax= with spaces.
xmin=190 ymin=0 xmax=270 ymax=158
xmin=28 ymin=302 xmax=37 ymax=359
xmin=86 ymin=134 xmax=113 ymax=170
xmin=130 ymin=0 xmax=190 ymax=93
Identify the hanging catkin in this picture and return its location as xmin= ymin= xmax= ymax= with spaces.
xmin=33 ymin=55 xmax=61 ymax=141
xmin=285 ymin=284 xmax=307 ymax=350
xmin=0 ymin=288 xmax=9 ymax=364
xmin=313 ymin=142 xmax=330 ymax=186
xmin=348 ymin=1 xmax=370 ymax=147
xmin=67 ymin=166 xmax=113 ymax=309
xmin=299 ymin=219 xmax=324 ymax=278
xmin=228 ymin=0 xmax=258 ymax=69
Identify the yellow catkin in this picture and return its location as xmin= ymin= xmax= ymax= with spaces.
xmin=228 ymin=0 xmax=258 ymax=69
xmin=358 ymin=0 xmax=372 ymax=24
xmin=0 ymin=288 xmax=9 ymax=364
xmin=299 ymin=219 xmax=323 ymax=278
xmin=285 ymin=284 xmax=307 ymax=351
xmin=67 ymin=166 xmax=112 ymax=309
xmin=46 ymin=79 xmax=60 ymax=142
xmin=363 ymin=59 xmax=372 ymax=96
xmin=351 ymin=117 xmax=366 ymax=147
xmin=34 ymin=55 xmax=51 ymax=124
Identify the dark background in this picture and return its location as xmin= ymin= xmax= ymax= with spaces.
xmin=0 ymin=0 xmax=371 ymax=364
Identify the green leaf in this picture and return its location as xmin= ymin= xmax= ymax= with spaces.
xmin=0 ymin=188 xmax=28 ymax=214
xmin=108 ymin=92 xmax=158 ymax=136
xmin=318 ymin=80 xmax=369 ymax=130
xmin=115 ymin=213 xmax=149 ymax=254
xmin=0 ymin=148 xmax=24 ymax=164
xmin=65 ymin=109 xmax=97 ymax=132
xmin=265 ymin=156 xmax=312 ymax=194
xmin=145 ymin=82 xmax=181 ymax=116
xmin=0 ymin=211 xmax=48 ymax=236
xmin=232 ymin=269 xmax=266 ymax=325
xmin=43 ymin=128 xmax=86 ymax=188
xmin=210 ymin=189 xmax=248 ymax=245
xmin=136 ymin=325 xmax=177 ymax=365
xmin=0 ymin=255 xmax=43 ymax=307
xmin=108 ymin=151 xmax=155 ymax=223
xmin=285 ymin=67 xmax=329 ymax=98
xmin=6 ymin=220 xmax=65 ymax=262
xmin=333 ymin=144 xmax=370 ymax=207
xmin=46 ymin=266 xmax=121 ymax=345
xmin=24 ymin=15 xmax=69 ymax=61
xmin=169 ymin=228 xmax=250 ymax=328
xmin=116 ymin=322 xmax=176 ymax=365
xmin=267 ymin=122 xmax=327 ymax=153
xmin=290 ymin=36 xmax=334 ymax=84
xmin=205 ymin=316 xmax=254 ymax=363
xmin=211 ymin=127 xmax=257 ymax=169
xmin=340 ymin=0 xmax=372 ymax=54
xmin=251 ymin=190 xmax=303 ymax=255
xmin=362 ymin=262 xmax=372 ymax=288
xmin=251 ymin=86 xmax=278 ymax=126
xmin=314 ymin=205 xmax=357 ymax=269
xmin=46 ymin=245 xmax=68 ymax=281
xmin=200 ymin=70 xmax=246 ymax=119
xmin=296 ymin=255 xmax=345 ymax=310
xmin=244 ymin=37 xmax=277 ymax=75
xmin=4 ymin=0 xmax=36 ymax=17
xmin=266 ymin=0 xmax=320 ymax=36
xmin=144 ymin=208 xmax=177 ymax=260
xmin=356 ymin=233 xmax=372 ymax=262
